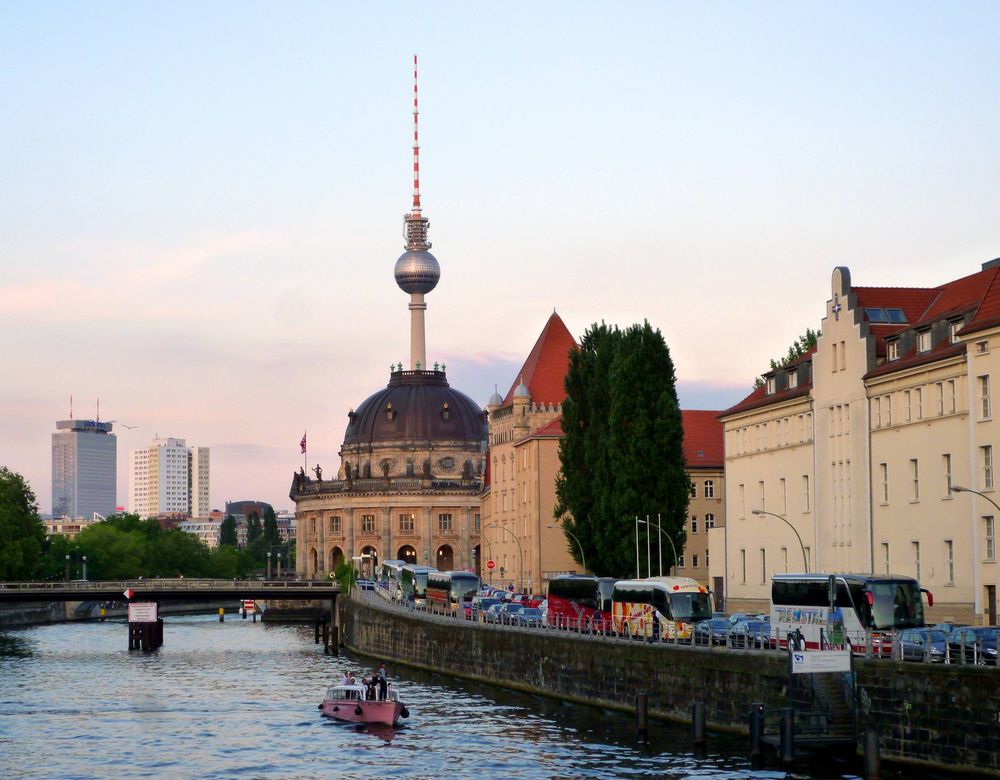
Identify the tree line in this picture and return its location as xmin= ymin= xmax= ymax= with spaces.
xmin=0 ymin=466 xmax=293 ymax=581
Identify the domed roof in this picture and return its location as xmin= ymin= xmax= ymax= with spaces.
xmin=343 ymin=370 xmax=486 ymax=447
xmin=513 ymin=378 xmax=531 ymax=398
xmin=394 ymin=249 xmax=440 ymax=295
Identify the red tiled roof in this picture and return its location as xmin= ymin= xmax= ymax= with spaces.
xmin=721 ymin=382 xmax=812 ymax=418
xmin=503 ymin=312 xmax=577 ymax=405
xmin=865 ymin=341 xmax=965 ymax=379
xmin=682 ymin=410 xmax=724 ymax=469
xmin=853 ymin=286 xmax=940 ymax=325
xmin=529 ymin=417 xmax=564 ymax=438
xmin=962 ymin=265 xmax=1000 ymax=336
xmin=919 ymin=267 xmax=997 ymax=325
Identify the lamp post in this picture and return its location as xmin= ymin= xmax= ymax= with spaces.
xmin=82 ymin=555 xmax=87 ymax=581
xmin=277 ymin=552 xmax=283 ymax=579
xmin=486 ymin=522 xmax=523 ymax=593
xmin=951 ymin=484 xmax=1000 ymax=513
xmin=267 ymin=551 xmax=272 ymax=579
xmin=65 ymin=554 xmax=70 ymax=582
xmin=752 ymin=509 xmax=808 ymax=572
xmin=547 ymin=523 xmax=586 ymax=572
xmin=637 ymin=517 xmax=678 ymax=576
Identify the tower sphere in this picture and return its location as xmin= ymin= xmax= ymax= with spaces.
xmin=394 ymin=249 xmax=440 ymax=294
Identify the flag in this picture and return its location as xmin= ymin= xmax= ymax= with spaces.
xmin=300 ymin=431 xmax=307 ymax=454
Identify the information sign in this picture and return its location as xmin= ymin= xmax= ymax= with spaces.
xmin=128 ymin=602 xmax=158 ymax=623
xmin=790 ymin=649 xmax=851 ymax=674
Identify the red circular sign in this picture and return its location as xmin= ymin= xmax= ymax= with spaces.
xmin=486 ymin=560 xmax=496 ymax=570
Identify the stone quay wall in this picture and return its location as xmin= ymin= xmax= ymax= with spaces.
xmin=342 ymin=594 xmax=1000 ymax=776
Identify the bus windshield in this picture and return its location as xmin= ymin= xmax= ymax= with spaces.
xmin=868 ymin=579 xmax=924 ymax=629
xmin=670 ymin=591 xmax=713 ymax=622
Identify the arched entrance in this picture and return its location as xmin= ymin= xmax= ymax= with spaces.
xmin=329 ymin=546 xmax=343 ymax=573
xmin=397 ymin=545 xmax=417 ymax=564
xmin=436 ymin=544 xmax=454 ymax=571
xmin=359 ymin=545 xmax=378 ymax=579
xmin=309 ymin=547 xmax=318 ymax=579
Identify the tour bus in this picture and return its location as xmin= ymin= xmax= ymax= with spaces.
xmin=546 ymin=575 xmax=617 ymax=632
xmin=611 ymin=577 xmax=713 ymax=641
xmin=425 ymin=570 xmax=481 ymax=613
xmin=770 ymin=573 xmax=933 ymax=652
xmin=399 ymin=565 xmax=436 ymax=608
xmin=380 ymin=560 xmax=407 ymax=599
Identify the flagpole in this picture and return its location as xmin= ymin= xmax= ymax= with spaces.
xmin=303 ymin=430 xmax=307 ymax=473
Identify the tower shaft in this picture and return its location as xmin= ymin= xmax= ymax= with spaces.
xmin=409 ymin=293 xmax=427 ymax=369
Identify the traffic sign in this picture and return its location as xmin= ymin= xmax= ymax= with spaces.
xmin=123 ymin=588 xmax=134 ymax=600
xmin=486 ymin=560 xmax=495 ymax=570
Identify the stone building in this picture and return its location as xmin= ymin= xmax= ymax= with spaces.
xmin=721 ymin=261 xmax=1000 ymax=624
xmin=291 ymin=64 xmax=485 ymax=580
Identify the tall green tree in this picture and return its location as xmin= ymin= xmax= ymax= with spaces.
xmin=0 ymin=467 xmax=46 ymax=579
xmin=754 ymin=327 xmax=818 ymax=387
xmin=246 ymin=511 xmax=262 ymax=544
xmin=554 ymin=321 xmax=688 ymax=577
xmin=263 ymin=506 xmax=280 ymax=546
xmin=219 ymin=514 xmax=238 ymax=547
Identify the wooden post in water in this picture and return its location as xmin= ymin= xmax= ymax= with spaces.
xmin=863 ymin=729 xmax=880 ymax=779
xmin=252 ymin=609 xmax=257 ymax=623
xmin=779 ymin=707 xmax=795 ymax=765
xmin=322 ymin=621 xmax=329 ymax=654
xmin=692 ymin=702 xmax=707 ymax=747
xmin=329 ymin=624 xmax=339 ymax=655
xmin=635 ymin=692 xmax=649 ymax=737
xmin=314 ymin=618 xmax=321 ymax=644
xmin=748 ymin=702 xmax=764 ymax=760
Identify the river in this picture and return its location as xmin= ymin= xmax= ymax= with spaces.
xmin=0 ymin=614 xmax=910 ymax=779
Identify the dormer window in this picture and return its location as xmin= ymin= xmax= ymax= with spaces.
xmin=787 ymin=370 xmax=798 ymax=389
xmin=385 ymin=402 xmax=396 ymax=422
xmin=765 ymin=376 xmax=776 ymax=395
xmin=887 ymin=340 xmax=900 ymax=361
xmin=917 ymin=330 xmax=931 ymax=353
xmin=949 ymin=320 xmax=963 ymax=344
xmin=440 ymin=402 xmax=450 ymax=421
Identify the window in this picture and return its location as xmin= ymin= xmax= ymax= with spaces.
xmin=802 ymin=475 xmax=810 ymax=512
xmin=399 ymin=513 xmax=414 ymax=532
xmin=474 ymin=513 xmax=481 ymax=532
xmin=760 ymin=548 xmax=767 ymax=584
xmin=740 ymin=549 xmax=746 ymax=584
xmin=949 ymin=321 xmax=962 ymax=344
xmin=873 ymin=396 xmax=881 ymax=428
xmin=976 ymin=339 xmax=990 ymax=354
xmin=904 ymin=390 xmax=911 ymax=422
xmin=913 ymin=541 xmax=921 ymax=580
xmin=690 ymin=482 xmax=697 ymax=498
xmin=915 ymin=388 xmax=923 ymax=420
xmin=986 ymin=516 xmax=996 ymax=562
xmin=886 ymin=395 xmax=893 ymax=425
xmin=330 ymin=515 xmax=342 ymax=534
xmin=678 ymin=554 xmax=685 ymax=568
xmin=917 ymin=330 xmax=931 ymax=353
xmin=692 ymin=554 xmax=699 ymax=568
xmin=361 ymin=514 xmax=376 ymax=533
xmin=310 ymin=518 xmax=316 ymax=535
xmin=758 ymin=480 xmax=765 ymax=511
xmin=766 ymin=376 xmax=776 ymax=395
xmin=787 ymin=371 xmax=798 ymax=389
xmin=886 ymin=308 xmax=907 ymax=323
xmin=910 ymin=459 xmax=920 ymax=501
xmin=704 ymin=480 xmax=715 ymax=499
xmin=705 ymin=550 xmax=709 ymax=568
xmin=839 ymin=340 xmax=846 ymax=370
xmin=865 ymin=307 xmax=889 ymax=323
xmin=780 ymin=478 xmax=787 ymax=513
xmin=887 ymin=340 xmax=900 ymax=361
xmin=691 ymin=516 xmax=698 ymax=534
xmin=831 ymin=342 xmax=838 ymax=372
xmin=935 ymin=382 xmax=944 ymax=416
xmin=879 ymin=463 xmax=889 ymax=504
xmin=881 ymin=542 xmax=890 ymax=574
xmin=981 ymin=375 xmax=992 ymax=419
xmin=739 ymin=484 xmax=746 ymax=519
xmin=945 ymin=540 xmax=955 ymax=585
xmin=781 ymin=546 xmax=788 ymax=572
xmin=983 ymin=445 xmax=994 ymax=490
xmin=438 ymin=513 xmax=453 ymax=532
xmin=942 ymin=454 xmax=952 ymax=497
xmin=946 ymin=380 xmax=956 ymax=414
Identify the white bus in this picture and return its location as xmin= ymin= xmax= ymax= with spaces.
xmin=770 ymin=573 xmax=933 ymax=653
xmin=611 ymin=577 xmax=713 ymax=641
xmin=381 ymin=560 xmax=407 ymax=599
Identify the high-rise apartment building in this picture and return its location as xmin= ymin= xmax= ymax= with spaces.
xmin=129 ymin=438 xmax=210 ymax=519
xmin=51 ymin=419 xmax=117 ymax=519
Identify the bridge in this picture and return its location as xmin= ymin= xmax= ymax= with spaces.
xmin=0 ymin=578 xmax=340 ymax=603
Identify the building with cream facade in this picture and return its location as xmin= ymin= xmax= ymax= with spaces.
xmin=721 ymin=261 xmax=1000 ymax=625
xmin=128 ymin=437 xmax=210 ymax=519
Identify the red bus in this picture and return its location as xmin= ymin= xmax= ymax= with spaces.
xmin=546 ymin=575 xmax=616 ymax=632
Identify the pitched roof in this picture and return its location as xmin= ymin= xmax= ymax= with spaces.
xmin=722 ymin=345 xmax=816 ymax=418
xmin=681 ymin=410 xmax=724 ymax=469
xmin=503 ymin=312 xmax=577 ymax=405
xmin=530 ymin=417 xmax=564 ymax=438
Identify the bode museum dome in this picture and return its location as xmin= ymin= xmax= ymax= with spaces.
xmin=291 ymin=58 xmax=486 ymax=580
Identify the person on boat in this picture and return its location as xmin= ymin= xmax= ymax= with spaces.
xmin=376 ymin=664 xmax=388 ymax=700
xmin=340 ymin=672 xmax=351 ymax=686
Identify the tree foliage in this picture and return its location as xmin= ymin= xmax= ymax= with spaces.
xmin=754 ymin=327 xmax=819 ymax=387
xmin=263 ymin=506 xmax=280 ymax=546
xmin=246 ymin=511 xmax=262 ymax=544
xmin=219 ymin=515 xmax=238 ymax=547
xmin=0 ymin=467 xmax=46 ymax=579
xmin=554 ymin=322 xmax=689 ymax=578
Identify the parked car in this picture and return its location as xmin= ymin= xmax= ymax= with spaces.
xmin=499 ymin=603 xmax=525 ymax=625
xmin=471 ymin=597 xmax=501 ymax=620
xmin=899 ymin=628 xmax=948 ymax=663
xmin=693 ymin=618 xmax=731 ymax=646
xmin=511 ymin=607 xmax=544 ymax=628
xmin=728 ymin=619 xmax=772 ymax=649
xmin=947 ymin=627 xmax=1000 ymax=665
xmin=484 ymin=603 xmax=506 ymax=623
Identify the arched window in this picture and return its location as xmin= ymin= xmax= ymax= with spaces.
xmin=704 ymin=480 xmax=715 ymax=499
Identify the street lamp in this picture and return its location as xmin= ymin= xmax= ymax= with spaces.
xmin=547 ymin=523 xmax=586 ymax=572
xmin=752 ymin=509 xmax=808 ymax=572
xmin=636 ymin=516 xmax=678 ymax=577
xmin=276 ymin=552 xmax=283 ymax=579
xmin=82 ymin=555 xmax=88 ymax=581
xmin=951 ymin=484 xmax=1000 ymax=512
xmin=267 ymin=551 xmax=272 ymax=579
xmin=65 ymin=554 xmax=70 ymax=582
xmin=486 ymin=522 xmax=523 ymax=593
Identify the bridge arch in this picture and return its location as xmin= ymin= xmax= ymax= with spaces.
xmin=436 ymin=544 xmax=454 ymax=571
xmin=397 ymin=545 xmax=417 ymax=565
xmin=329 ymin=547 xmax=344 ymax=573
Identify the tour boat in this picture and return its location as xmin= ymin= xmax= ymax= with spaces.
xmin=319 ymin=683 xmax=409 ymax=726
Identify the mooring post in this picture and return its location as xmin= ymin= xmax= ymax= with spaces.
xmin=635 ymin=692 xmax=649 ymax=737
xmin=100 ymin=607 xmax=106 ymax=623
xmin=692 ymin=702 xmax=707 ymax=747
xmin=322 ymin=621 xmax=329 ymax=654
xmin=219 ymin=607 xmax=225 ymax=623
xmin=127 ymin=622 xmax=135 ymax=650
xmin=749 ymin=702 xmax=764 ymax=759
xmin=863 ymin=729 xmax=880 ymax=779
xmin=315 ymin=618 xmax=321 ymax=644
xmin=252 ymin=609 xmax=257 ymax=623
xmin=329 ymin=624 xmax=340 ymax=655
xmin=156 ymin=617 xmax=164 ymax=649
xmin=779 ymin=707 xmax=795 ymax=764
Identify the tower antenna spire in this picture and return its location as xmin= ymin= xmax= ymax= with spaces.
xmin=411 ymin=53 xmax=421 ymax=215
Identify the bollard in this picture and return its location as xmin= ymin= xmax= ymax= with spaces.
xmin=219 ymin=607 xmax=225 ymax=623
xmin=242 ymin=608 xmax=247 ymax=620
xmin=749 ymin=702 xmax=764 ymax=759
xmin=863 ymin=729 xmax=880 ymax=779
xmin=692 ymin=702 xmax=706 ymax=747
xmin=635 ymin=692 xmax=649 ymax=737
xmin=322 ymin=622 xmax=329 ymax=655
xmin=252 ymin=610 xmax=257 ymax=623
xmin=100 ymin=607 xmax=106 ymax=623
xmin=315 ymin=619 xmax=320 ymax=644
xmin=779 ymin=707 xmax=795 ymax=764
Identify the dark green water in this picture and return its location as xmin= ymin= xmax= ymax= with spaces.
xmin=0 ymin=615 xmax=904 ymax=779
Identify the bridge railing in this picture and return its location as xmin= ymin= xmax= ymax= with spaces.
xmin=0 ymin=578 xmax=340 ymax=592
